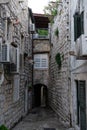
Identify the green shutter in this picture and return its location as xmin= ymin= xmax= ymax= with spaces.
xmin=81 ymin=11 xmax=84 ymax=34
xmin=74 ymin=13 xmax=83 ymax=41
xmin=74 ymin=14 xmax=77 ymax=41
xmin=77 ymin=15 xmax=81 ymax=38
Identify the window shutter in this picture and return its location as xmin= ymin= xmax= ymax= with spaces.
xmin=77 ymin=14 xmax=81 ymax=38
xmin=81 ymin=11 xmax=84 ymax=34
xmin=74 ymin=14 xmax=78 ymax=41
xmin=34 ymin=54 xmax=48 ymax=69
xmin=74 ymin=13 xmax=82 ymax=41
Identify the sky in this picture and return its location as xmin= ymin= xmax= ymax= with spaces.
xmin=28 ymin=0 xmax=50 ymax=14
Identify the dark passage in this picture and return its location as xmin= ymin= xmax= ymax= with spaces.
xmin=34 ymin=84 xmax=41 ymax=107
xmin=34 ymin=84 xmax=47 ymax=107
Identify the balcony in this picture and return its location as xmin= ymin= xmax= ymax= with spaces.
xmin=33 ymin=28 xmax=49 ymax=39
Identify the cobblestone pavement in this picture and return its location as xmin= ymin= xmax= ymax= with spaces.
xmin=12 ymin=107 xmax=74 ymax=130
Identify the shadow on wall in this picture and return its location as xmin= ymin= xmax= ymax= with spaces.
xmin=33 ymin=84 xmax=48 ymax=107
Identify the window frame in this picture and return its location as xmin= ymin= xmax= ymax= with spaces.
xmin=34 ymin=54 xmax=48 ymax=69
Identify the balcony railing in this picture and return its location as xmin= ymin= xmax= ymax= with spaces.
xmin=33 ymin=28 xmax=49 ymax=39
xmin=33 ymin=34 xmax=49 ymax=39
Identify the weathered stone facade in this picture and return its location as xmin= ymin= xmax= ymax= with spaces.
xmin=33 ymin=39 xmax=50 ymax=87
xmin=70 ymin=0 xmax=87 ymax=130
xmin=48 ymin=0 xmax=71 ymax=127
xmin=0 ymin=0 xmax=32 ymax=128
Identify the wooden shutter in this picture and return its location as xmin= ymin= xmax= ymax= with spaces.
xmin=74 ymin=13 xmax=81 ymax=41
xmin=81 ymin=11 xmax=84 ymax=34
xmin=77 ymin=14 xmax=81 ymax=38
xmin=74 ymin=14 xmax=77 ymax=41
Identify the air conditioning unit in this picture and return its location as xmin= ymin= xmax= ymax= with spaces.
xmin=80 ymin=35 xmax=87 ymax=56
xmin=75 ymin=37 xmax=81 ymax=56
xmin=0 ymin=0 xmax=10 ymax=4
xmin=1 ymin=44 xmax=17 ymax=63
xmin=1 ymin=44 xmax=10 ymax=63
xmin=10 ymin=45 xmax=17 ymax=64
xmin=29 ymin=24 xmax=35 ymax=32
xmin=75 ymin=35 xmax=87 ymax=58
xmin=1 ymin=44 xmax=19 ymax=66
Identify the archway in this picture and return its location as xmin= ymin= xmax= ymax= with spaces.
xmin=33 ymin=84 xmax=47 ymax=107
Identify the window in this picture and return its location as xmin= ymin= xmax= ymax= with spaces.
xmin=74 ymin=11 xmax=84 ymax=41
xmin=13 ymin=75 xmax=20 ymax=102
xmin=34 ymin=54 xmax=48 ymax=69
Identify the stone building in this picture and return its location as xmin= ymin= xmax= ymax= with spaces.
xmin=49 ymin=0 xmax=87 ymax=130
xmin=48 ymin=0 xmax=71 ymax=127
xmin=0 ymin=0 xmax=32 ymax=128
xmin=33 ymin=14 xmax=50 ymax=107
xmin=70 ymin=0 xmax=87 ymax=130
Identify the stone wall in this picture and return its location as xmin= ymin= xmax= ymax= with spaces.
xmin=34 ymin=69 xmax=49 ymax=86
xmin=0 ymin=0 xmax=32 ymax=128
xmin=33 ymin=38 xmax=50 ymax=87
xmin=48 ymin=0 xmax=71 ymax=127
xmin=33 ymin=39 xmax=50 ymax=53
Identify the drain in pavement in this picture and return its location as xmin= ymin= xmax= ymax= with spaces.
xmin=44 ymin=128 xmax=56 ymax=130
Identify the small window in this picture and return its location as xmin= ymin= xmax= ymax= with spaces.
xmin=13 ymin=75 xmax=20 ymax=102
xmin=34 ymin=54 xmax=48 ymax=69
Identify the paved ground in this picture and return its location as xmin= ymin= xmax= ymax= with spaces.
xmin=12 ymin=107 xmax=74 ymax=130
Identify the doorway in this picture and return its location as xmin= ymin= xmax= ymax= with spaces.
xmin=34 ymin=84 xmax=47 ymax=107
xmin=76 ymin=80 xmax=86 ymax=130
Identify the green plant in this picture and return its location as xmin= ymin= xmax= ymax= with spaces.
xmin=38 ymin=29 xmax=48 ymax=36
xmin=55 ymin=53 xmax=61 ymax=69
xmin=43 ymin=0 xmax=59 ymax=22
xmin=55 ymin=28 xmax=59 ymax=37
xmin=52 ymin=9 xmax=57 ymax=16
xmin=0 ymin=125 xmax=9 ymax=130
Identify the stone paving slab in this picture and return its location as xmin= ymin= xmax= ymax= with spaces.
xmin=12 ymin=107 xmax=74 ymax=130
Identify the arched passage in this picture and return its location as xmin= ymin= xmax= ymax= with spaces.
xmin=33 ymin=84 xmax=47 ymax=107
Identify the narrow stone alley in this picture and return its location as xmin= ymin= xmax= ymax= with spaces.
xmin=12 ymin=107 xmax=73 ymax=130
xmin=0 ymin=0 xmax=87 ymax=130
